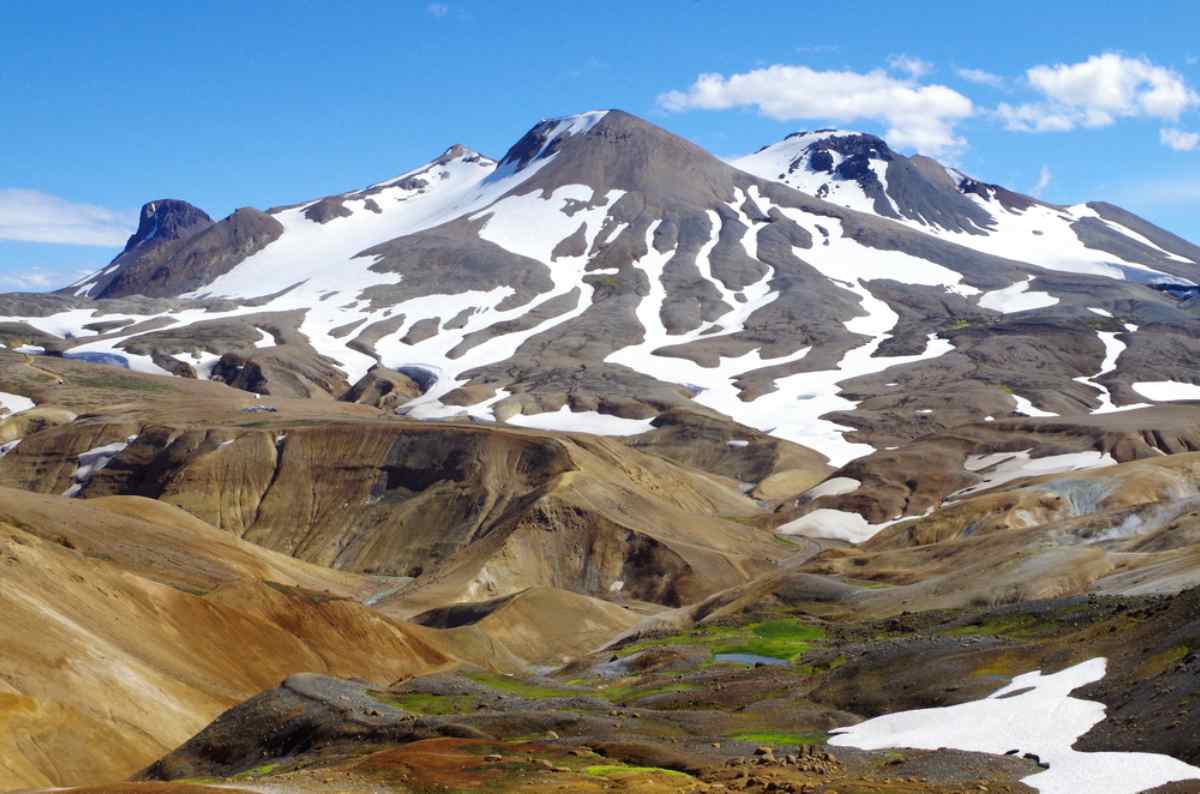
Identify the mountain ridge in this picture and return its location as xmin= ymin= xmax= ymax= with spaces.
xmin=5 ymin=108 xmax=1199 ymax=473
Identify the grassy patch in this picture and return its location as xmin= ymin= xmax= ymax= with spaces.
xmin=465 ymin=671 xmax=579 ymax=699
xmin=370 ymin=690 xmax=480 ymax=715
xmin=233 ymin=762 xmax=280 ymax=780
xmin=617 ymin=618 xmax=826 ymax=664
xmin=1140 ymin=645 xmax=1190 ymax=677
xmin=946 ymin=318 xmax=971 ymax=330
xmin=712 ymin=620 xmax=826 ymax=661
xmin=942 ymin=613 xmax=1061 ymax=641
xmin=729 ymin=731 xmax=825 ymax=747
xmin=584 ymin=764 xmax=692 ymax=779
xmin=598 ymin=681 xmax=695 ymax=703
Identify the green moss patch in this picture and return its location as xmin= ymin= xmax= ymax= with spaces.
xmin=617 ymin=618 xmax=826 ymax=664
xmin=584 ymin=764 xmax=693 ymax=779
xmin=598 ymin=681 xmax=695 ymax=703
xmin=370 ymin=690 xmax=480 ymax=715
xmin=712 ymin=620 xmax=826 ymax=661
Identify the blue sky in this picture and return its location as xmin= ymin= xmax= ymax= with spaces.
xmin=3 ymin=0 xmax=1200 ymax=290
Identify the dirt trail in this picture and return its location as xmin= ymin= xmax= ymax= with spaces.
xmin=20 ymin=352 xmax=66 ymax=385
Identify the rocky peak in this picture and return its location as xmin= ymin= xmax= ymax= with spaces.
xmin=494 ymin=110 xmax=612 ymax=174
xmin=433 ymin=144 xmax=492 ymax=166
xmin=124 ymin=199 xmax=213 ymax=253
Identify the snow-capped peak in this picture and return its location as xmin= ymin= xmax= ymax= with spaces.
xmin=493 ymin=110 xmax=610 ymax=175
xmin=361 ymin=145 xmax=496 ymax=194
xmin=733 ymin=129 xmax=895 ymax=214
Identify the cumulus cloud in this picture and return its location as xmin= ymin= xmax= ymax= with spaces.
xmin=998 ymin=53 xmax=1199 ymax=132
xmin=658 ymin=64 xmax=974 ymax=157
xmin=956 ymin=67 xmax=1005 ymax=88
xmin=1161 ymin=127 xmax=1200 ymax=151
xmin=426 ymin=3 xmax=449 ymax=17
xmin=0 ymin=189 xmax=134 ymax=246
xmin=1031 ymin=165 xmax=1052 ymax=197
xmin=888 ymin=54 xmax=934 ymax=79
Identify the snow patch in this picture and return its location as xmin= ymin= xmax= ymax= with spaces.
xmin=0 ymin=391 xmax=35 ymax=416
xmin=506 ymin=406 xmax=655 ymax=437
xmin=63 ymin=436 xmax=137 ymax=498
xmin=830 ymin=657 xmax=1200 ymax=794
xmin=1011 ymin=393 xmax=1057 ymax=417
xmin=1072 ymin=331 xmax=1148 ymax=413
xmin=954 ymin=449 xmax=1117 ymax=498
xmin=1133 ymin=381 xmax=1200 ymax=402
xmin=978 ymin=277 xmax=1059 ymax=313
xmin=802 ymin=476 xmax=861 ymax=498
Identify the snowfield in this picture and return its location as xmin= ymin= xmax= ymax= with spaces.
xmin=953 ymin=449 xmax=1118 ymax=498
xmin=830 ymin=658 xmax=1200 ymax=794
xmin=978 ymin=277 xmax=1059 ymax=313
xmin=1133 ymin=381 xmax=1200 ymax=402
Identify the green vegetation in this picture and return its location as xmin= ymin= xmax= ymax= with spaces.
xmin=941 ymin=612 xmax=1067 ymax=641
xmin=712 ymin=620 xmax=826 ymax=661
xmin=370 ymin=690 xmax=480 ymax=715
xmin=1141 ymin=645 xmax=1190 ymax=676
xmin=616 ymin=617 xmax=826 ymax=663
xmin=233 ymin=762 xmax=280 ymax=780
xmin=946 ymin=318 xmax=971 ymax=330
xmin=589 ymin=274 xmax=621 ymax=290
xmin=584 ymin=764 xmax=692 ymax=779
xmin=729 ymin=731 xmax=825 ymax=747
xmin=465 ymin=671 xmax=579 ymax=699
xmin=597 ymin=681 xmax=695 ymax=703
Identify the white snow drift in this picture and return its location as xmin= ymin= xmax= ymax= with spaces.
xmin=830 ymin=657 xmax=1200 ymax=794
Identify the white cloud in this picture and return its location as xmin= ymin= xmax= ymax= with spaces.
xmin=888 ymin=54 xmax=934 ymax=79
xmin=998 ymin=53 xmax=1199 ymax=132
xmin=658 ymin=64 xmax=974 ymax=157
xmin=956 ymin=67 xmax=1005 ymax=88
xmin=1031 ymin=165 xmax=1052 ymax=197
xmin=0 ymin=189 xmax=134 ymax=246
xmin=0 ymin=266 xmax=90 ymax=291
xmin=426 ymin=3 xmax=449 ymax=17
xmin=0 ymin=269 xmax=54 ymax=289
xmin=993 ymin=102 xmax=1079 ymax=132
xmin=1161 ymin=127 xmax=1200 ymax=151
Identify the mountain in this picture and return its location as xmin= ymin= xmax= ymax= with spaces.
xmin=4 ymin=109 xmax=1200 ymax=473
xmin=733 ymin=128 xmax=1200 ymax=282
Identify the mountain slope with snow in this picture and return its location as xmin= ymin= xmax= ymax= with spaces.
xmin=3 ymin=110 xmax=1199 ymax=470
